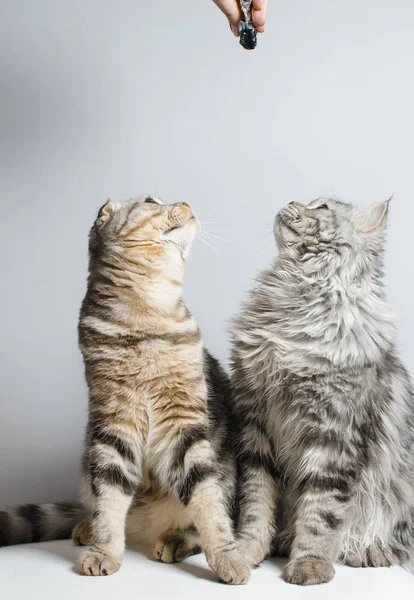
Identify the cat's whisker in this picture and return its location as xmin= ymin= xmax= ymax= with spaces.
xmin=200 ymin=232 xmax=225 ymax=243
xmin=201 ymin=227 xmax=228 ymax=233
xmin=200 ymin=229 xmax=237 ymax=244
xmin=199 ymin=231 xmax=223 ymax=242
xmin=198 ymin=235 xmax=214 ymax=248
xmin=198 ymin=235 xmax=220 ymax=255
xmin=252 ymin=227 xmax=274 ymax=252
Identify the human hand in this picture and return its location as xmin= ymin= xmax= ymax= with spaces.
xmin=212 ymin=0 xmax=268 ymax=36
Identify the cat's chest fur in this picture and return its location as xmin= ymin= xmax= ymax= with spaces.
xmin=264 ymin=370 xmax=358 ymax=470
xmin=232 ymin=264 xmax=396 ymax=383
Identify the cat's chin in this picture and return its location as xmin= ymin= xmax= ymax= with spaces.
xmin=274 ymin=217 xmax=299 ymax=250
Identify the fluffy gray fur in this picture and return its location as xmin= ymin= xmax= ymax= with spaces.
xmin=231 ymin=198 xmax=414 ymax=585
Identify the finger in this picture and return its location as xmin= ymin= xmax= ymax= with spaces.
xmin=256 ymin=24 xmax=265 ymax=34
xmin=253 ymin=11 xmax=266 ymax=28
xmin=252 ymin=9 xmax=266 ymax=28
xmin=230 ymin=22 xmax=239 ymax=37
xmin=212 ymin=0 xmax=242 ymax=26
xmin=252 ymin=0 xmax=268 ymax=28
xmin=252 ymin=0 xmax=265 ymax=8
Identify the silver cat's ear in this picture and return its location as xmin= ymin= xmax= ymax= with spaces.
xmin=359 ymin=198 xmax=391 ymax=234
xmin=96 ymin=199 xmax=115 ymax=225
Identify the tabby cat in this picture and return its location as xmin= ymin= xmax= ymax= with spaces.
xmin=231 ymin=198 xmax=414 ymax=585
xmin=0 ymin=196 xmax=250 ymax=585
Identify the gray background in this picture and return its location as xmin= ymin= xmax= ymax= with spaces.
xmin=1 ymin=0 xmax=413 ymax=507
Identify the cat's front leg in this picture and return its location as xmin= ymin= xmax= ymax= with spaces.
xmin=155 ymin=423 xmax=251 ymax=585
xmin=236 ymin=415 xmax=279 ymax=567
xmin=184 ymin=470 xmax=251 ymax=585
xmin=76 ymin=420 xmax=142 ymax=576
xmin=284 ymin=476 xmax=353 ymax=585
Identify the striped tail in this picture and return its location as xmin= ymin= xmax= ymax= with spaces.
xmin=0 ymin=502 xmax=87 ymax=547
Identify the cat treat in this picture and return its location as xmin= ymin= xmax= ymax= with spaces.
xmin=238 ymin=1 xmax=257 ymax=50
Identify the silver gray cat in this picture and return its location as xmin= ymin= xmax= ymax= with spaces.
xmin=231 ymin=198 xmax=414 ymax=585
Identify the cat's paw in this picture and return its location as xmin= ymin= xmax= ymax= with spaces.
xmin=77 ymin=550 xmax=121 ymax=576
xmin=207 ymin=549 xmax=251 ymax=585
xmin=153 ymin=532 xmax=201 ymax=563
xmin=283 ymin=559 xmax=335 ymax=586
xmin=237 ymin=539 xmax=268 ymax=568
xmin=346 ymin=545 xmax=403 ymax=568
xmin=72 ymin=519 xmax=93 ymax=547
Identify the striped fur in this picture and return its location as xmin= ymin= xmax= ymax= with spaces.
xmin=74 ymin=196 xmax=249 ymax=582
xmin=231 ymin=198 xmax=414 ymax=585
xmin=0 ymin=502 xmax=85 ymax=546
xmin=1 ymin=196 xmax=250 ymax=584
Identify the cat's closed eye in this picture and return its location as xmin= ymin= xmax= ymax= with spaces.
xmin=144 ymin=198 xmax=160 ymax=205
xmin=318 ymin=203 xmax=329 ymax=210
xmin=164 ymin=225 xmax=180 ymax=234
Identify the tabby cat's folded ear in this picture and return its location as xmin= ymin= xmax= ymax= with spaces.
xmin=358 ymin=198 xmax=391 ymax=234
xmin=96 ymin=199 xmax=116 ymax=225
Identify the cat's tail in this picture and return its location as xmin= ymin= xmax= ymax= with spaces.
xmin=0 ymin=502 xmax=87 ymax=547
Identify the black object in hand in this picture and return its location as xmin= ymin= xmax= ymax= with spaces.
xmin=239 ymin=23 xmax=257 ymax=50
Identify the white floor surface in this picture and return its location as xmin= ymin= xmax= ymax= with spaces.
xmin=1 ymin=540 xmax=413 ymax=600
